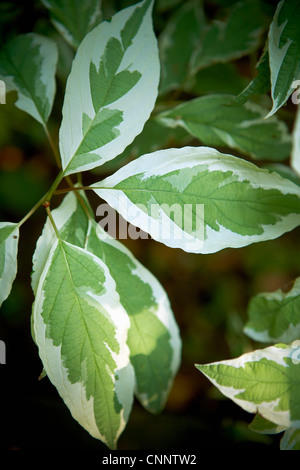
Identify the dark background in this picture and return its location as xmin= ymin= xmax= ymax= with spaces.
xmin=0 ymin=0 xmax=295 ymax=451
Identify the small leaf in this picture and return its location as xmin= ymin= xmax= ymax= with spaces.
xmin=196 ymin=342 xmax=300 ymax=429
xmin=59 ymin=0 xmax=160 ymax=176
xmin=157 ymin=94 xmax=291 ymax=161
xmin=249 ymin=413 xmax=287 ymax=435
xmin=280 ymin=428 xmax=300 ymax=449
xmin=32 ymin=238 xmax=134 ymax=449
xmin=41 ymin=0 xmax=103 ymax=49
xmin=0 ymin=33 xmax=58 ymax=125
xmin=0 ymin=222 xmax=19 ymax=307
xmin=244 ymin=277 xmax=300 ymax=344
xmin=91 ymin=146 xmax=300 ymax=254
xmin=267 ymin=0 xmax=300 ymax=117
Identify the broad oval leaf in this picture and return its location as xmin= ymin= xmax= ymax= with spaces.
xmin=244 ymin=277 xmax=300 ymax=344
xmin=32 ymin=238 xmax=134 ymax=449
xmin=41 ymin=0 xmax=103 ymax=49
xmin=91 ymin=146 xmax=300 ymax=254
xmin=0 ymin=33 xmax=58 ymax=125
xmin=59 ymin=0 xmax=160 ymax=176
xmin=267 ymin=0 xmax=300 ymax=117
xmin=196 ymin=342 xmax=300 ymax=429
xmin=0 ymin=222 xmax=19 ymax=307
xmin=157 ymin=94 xmax=291 ymax=161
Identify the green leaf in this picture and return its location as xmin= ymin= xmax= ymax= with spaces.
xmin=157 ymin=94 xmax=291 ymax=161
xmin=249 ymin=413 xmax=287 ymax=435
xmin=0 ymin=222 xmax=19 ymax=307
xmin=0 ymin=33 xmax=58 ymax=125
xmin=32 ymin=191 xmax=181 ymax=414
xmin=41 ymin=0 xmax=103 ymax=49
xmin=158 ymin=0 xmax=206 ymax=94
xmin=59 ymin=0 xmax=160 ymax=176
xmin=232 ymin=49 xmax=271 ymax=106
xmin=86 ymin=220 xmax=181 ymax=413
xmin=91 ymin=146 xmax=300 ymax=254
xmin=196 ymin=342 xmax=300 ymax=429
xmin=267 ymin=0 xmax=300 ymax=117
xmin=291 ymin=104 xmax=300 ymax=177
xmin=190 ymin=0 xmax=265 ymax=73
xmin=32 ymin=237 xmax=135 ymax=449
xmin=280 ymin=428 xmax=300 ymax=449
xmin=244 ymin=277 xmax=300 ymax=344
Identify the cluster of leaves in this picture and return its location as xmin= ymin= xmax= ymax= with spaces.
xmin=0 ymin=0 xmax=300 ymax=450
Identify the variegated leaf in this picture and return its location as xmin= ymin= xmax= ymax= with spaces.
xmin=41 ymin=0 xmax=103 ymax=49
xmin=91 ymin=146 xmax=300 ymax=254
xmin=32 ymin=191 xmax=181 ymax=414
xmin=196 ymin=342 xmax=300 ymax=429
xmin=267 ymin=0 xmax=300 ymax=117
xmin=0 ymin=33 xmax=58 ymax=125
xmin=249 ymin=413 xmax=288 ymax=435
xmin=244 ymin=277 xmax=300 ymax=344
xmin=157 ymin=94 xmax=291 ymax=161
xmin=0 ymin=222 xmax=19 ymax=307
xmin=59 ymin=0 xmax=159 ymax=176
xmin=32 ymin=238 xmax=134 ymax=449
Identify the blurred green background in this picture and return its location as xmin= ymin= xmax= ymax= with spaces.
xmin=0 ymin=0 xmax=297 ymax=450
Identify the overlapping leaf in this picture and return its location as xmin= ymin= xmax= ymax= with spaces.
xmin=267 ymin=0 xmax=300 ymax=117
xmin=0 ymin=33 xmax=58 ymax=125
xmin=41 ymin=0 xmax=103 ymax=49
xmin=291 ymin=104 xmax=300 ymax=176
xmin=190 ymin=0 xmax=265 ymax=73
xmin=196 ymin=342 xmax=300 ymax=429
xmin=0 ymin=222 xmax=19 ymax=307
xmin=157 ymin=94 xmax=291 ymax=161
xmin=158 ymin=0 xmax=205 ymax=94
xmin=59 ymin=0 xmax=160 ymax=176
xmin=32 ymin=190 xmax=181 ymax=421
xmin=91 ymin=146 xmax=300 ymax=254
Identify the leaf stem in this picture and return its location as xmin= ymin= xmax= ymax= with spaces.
xmin=43 ymin=125 xmax=61 ymax=169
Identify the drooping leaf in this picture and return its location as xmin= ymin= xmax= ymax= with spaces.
xmin=0 ymin=33 xmax=58 ymax=125
xmin=0 ymin=222 xmax=19 ymax=307
xmin=32 ymin=237 xmax=135 ymax=449
xmin=267 ymin=0 xmax=300 ymax=117
xmin=157 ymin=94 xmax=291 ymax=161
xmin=244 ymin=277 xmax=300 ymax=344
xmin=32 ymin=191 xmax=181 ymax=414
xmin=190 ymin=0 xmax=265 ymax=73
xmin=158 ymin=0 xmax=206 ymax=94
xmin=41 ymin=0 xmax=103 ymax=49
xmin=196 ymin=342 xmax=300 ymax=429
xmin=91 ymin=146 xmax=300 ymax=254
xmin=59 ymin=0 xmax=160 ymax=176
